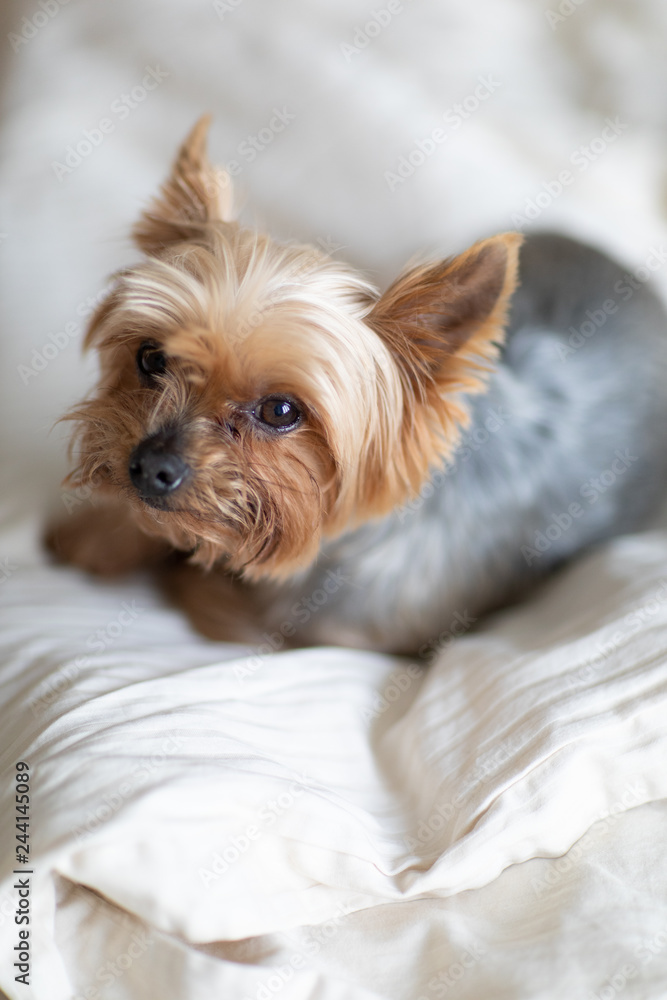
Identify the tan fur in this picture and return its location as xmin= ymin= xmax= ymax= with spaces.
xmin=54 ymin=117 xmax=521 ymax=583
xmin=133 ymin=115 xmax=235 ymax=254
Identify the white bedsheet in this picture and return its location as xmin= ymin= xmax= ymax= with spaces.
xmin=1 ymin=1 xmax=667 ymax=998
xmin=2 ymin=531 xmax=667 ymax=998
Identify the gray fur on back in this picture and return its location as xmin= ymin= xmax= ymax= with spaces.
xmin=266 ymin=233 xmax=667 ymax=653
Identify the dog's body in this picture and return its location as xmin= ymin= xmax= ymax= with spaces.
xmin=48 ymin=120 xmax=667 ymax=655
xmin=178 ymin=232 xmax=667 ymax=653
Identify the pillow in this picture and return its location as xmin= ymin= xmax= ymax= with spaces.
xmin=1 ymin=528 xmax=666 ymax=997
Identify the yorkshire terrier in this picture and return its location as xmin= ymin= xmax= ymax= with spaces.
xmin=47 ymin=117 xmax=667 ymax=654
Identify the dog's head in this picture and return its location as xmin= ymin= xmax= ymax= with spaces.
xmin=68 ymin=117 xmax=521 ymax=580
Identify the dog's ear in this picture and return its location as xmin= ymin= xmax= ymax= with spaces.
xmin=346 ymin=232 xmax=523 ymax=520
xmin=367 ymin=232 xmax=522 ymax=398
xmin=133 ymin=115 xmax=234 ymax=255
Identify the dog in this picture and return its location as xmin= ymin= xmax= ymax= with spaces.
xmin=46 ymin=116 xmax=667 ymax=655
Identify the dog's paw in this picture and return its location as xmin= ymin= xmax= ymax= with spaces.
xmin=44 ymin=504 xmax=170 ymax=577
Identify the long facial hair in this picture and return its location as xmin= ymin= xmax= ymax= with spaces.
xmin=65 ymin=117 xmax=521 ymax=580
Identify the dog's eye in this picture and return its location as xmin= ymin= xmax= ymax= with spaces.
xmin=137 ymin=343 xmax=167 ymax=380
xmin=254 ymin=396 xmax=301 ymax=431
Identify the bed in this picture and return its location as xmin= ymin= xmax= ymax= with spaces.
xmin=1 ymin=2 xmax=667 ymax=997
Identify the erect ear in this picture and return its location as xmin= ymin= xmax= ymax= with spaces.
xmin=133 ymin=115 xmax=235 ymax=255
xmin=367 ymin=232 xmax=522 ymax=397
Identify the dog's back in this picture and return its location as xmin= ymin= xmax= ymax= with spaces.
xmin=289 ymin=234 xmax=667 ymax=652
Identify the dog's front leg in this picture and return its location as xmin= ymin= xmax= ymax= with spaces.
xmin=44 ymin=499 xmax=172 ymax=577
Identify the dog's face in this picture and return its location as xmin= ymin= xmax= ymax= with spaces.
xmin=68 ymin=117 xmax=520 ymax=580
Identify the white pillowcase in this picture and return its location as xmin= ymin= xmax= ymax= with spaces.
xmin=2 ymin=528 xmax=667 ymax=1000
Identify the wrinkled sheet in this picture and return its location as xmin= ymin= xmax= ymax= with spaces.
xmin=1 ymin=1 xmax=667 ymax=998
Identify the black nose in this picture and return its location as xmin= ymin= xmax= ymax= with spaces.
xmin=128 ymin=431 xmax=190 ymax=498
